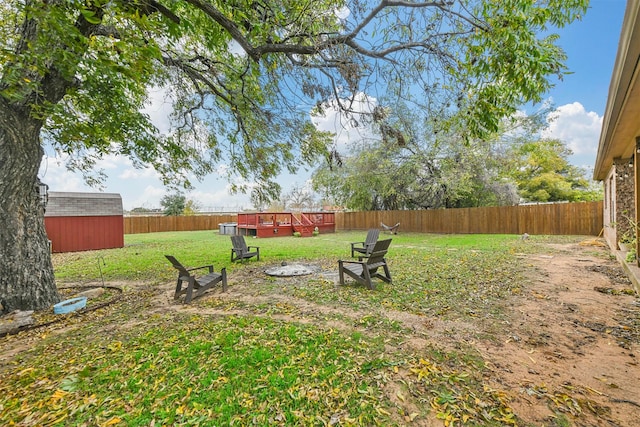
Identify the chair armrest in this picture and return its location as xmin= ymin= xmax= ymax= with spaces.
xmin=187 ymin=264 xmax=214 ymax=273
xmin=350 ymin=242 xmax=365 ymax=257
xmin=247 ymin=246 xmax=260 ymax=251
xmin=338 ymin=259 xmax=365 ymax=267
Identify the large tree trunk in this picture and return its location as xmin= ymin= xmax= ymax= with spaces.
xmin=0 ymin=100 xmax=59 ymax=314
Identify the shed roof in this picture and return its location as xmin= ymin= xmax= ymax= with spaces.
xmin=45 ymin=192 xmax=123 ymax=217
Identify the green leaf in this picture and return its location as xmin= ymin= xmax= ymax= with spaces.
xmin=80 ymin=8 xmax=101 ymax=24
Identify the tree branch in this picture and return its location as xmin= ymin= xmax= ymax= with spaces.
xmin=130 ymin=0 xmax=180 ymax=24
xmin=183 ymin=0 xmax=262 ymax=61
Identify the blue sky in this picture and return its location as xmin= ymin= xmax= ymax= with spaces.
xmin=38 ymin=1 xmax=627 ymax=211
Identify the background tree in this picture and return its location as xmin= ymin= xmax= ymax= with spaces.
xmin=504 ymin=138 xmax=602 ymax=202
xmin=313 ymin=141 xmax=407 ymax=210
xmin=129 ymin=206 xmax=160 ymax=215
xmin=183 ymin=199 xmax=201 ymax=216
xmin=313 ymin=109 xmax=520 ymax=210
xmin=160 ymin=193 xmax=186 ymax=216
xmin=265 ymin=200 xmax=286 ymax=212
xmin=282 ymin=184 xmax=317 ymax=211
xmin=1 ymin=0 xmax=587 ymax=312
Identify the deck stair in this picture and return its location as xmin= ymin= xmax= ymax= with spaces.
xmin=292 ymin=213 xmax=314 ymax=237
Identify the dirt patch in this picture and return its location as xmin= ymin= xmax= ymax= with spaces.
xmin=474 ymin=244 xmax=640 ymax=426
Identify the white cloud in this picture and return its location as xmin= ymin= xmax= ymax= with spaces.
xmin=129 ymin=185 xmax=166 ymax=209
xmin=311 ymin=92 xmax=379 ymax=152
xmin=335 ymin=6 xmax=350 ymax=20
xmin=143 ymin=86 xmax=173 ymax=134
xmin=543 ymin=102 xmax=602 ymax=159
xmin=39 ymin=156 xmax=93 ymax=193
xmin=118 ymin=166 xmax=160 ymax=180
xmin=38 ymin=96 xmax=258 ymax=212
xmin=216 ymin=164 xmax=229 ymax=175
xmin=187 ymin=187 xmax=252 ymax=212
xmin=40 ymin=153 xmax=164 ymax=209
xmin=228 ymin=39 xmax=246 ymax=57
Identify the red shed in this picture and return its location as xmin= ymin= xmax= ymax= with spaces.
xmin=44 ymin=192 xmax=124 ymax=253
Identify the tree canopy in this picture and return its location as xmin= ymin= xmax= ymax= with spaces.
xmin=1 ymin=0 xmax=589 ymax=312
xmin=505 ymin=138 xmax=602 ymax=203
xmin=160 ymin=193 xmax=186 ymax=216
xmin=2 ymin=0 xmax=588 ymax=197
xmin=312 ymin=129 xmax=518 ymax=210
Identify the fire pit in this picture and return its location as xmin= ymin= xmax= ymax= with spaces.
xmin=264 ymin=263 xmax=321 ymax=277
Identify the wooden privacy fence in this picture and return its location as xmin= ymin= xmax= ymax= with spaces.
xmin=123 ymin=202 xmax=603 ymax=236
xmin=337 ymin=201 xmax=603 ymax=236
xmin=124 ymin=214 xmax=236 ymax=234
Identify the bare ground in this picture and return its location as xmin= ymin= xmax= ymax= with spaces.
xmin=475 ymin=243 xmax=640 ymax=427
xmin=1 ymin=240 xmax=639 ymax=426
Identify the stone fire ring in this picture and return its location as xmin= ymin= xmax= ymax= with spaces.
xmin=264 ymin=263 xmax=321 ymax=277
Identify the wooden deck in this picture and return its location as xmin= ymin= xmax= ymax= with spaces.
xmin=236 ymin=212 xmax=335 ymax=237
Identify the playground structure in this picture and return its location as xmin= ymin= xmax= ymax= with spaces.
xmin=236 ymin=212 xmax=335 ymax=237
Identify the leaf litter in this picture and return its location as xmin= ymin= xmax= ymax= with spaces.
xmin=0 ymin=237 xmax=639 ymax=426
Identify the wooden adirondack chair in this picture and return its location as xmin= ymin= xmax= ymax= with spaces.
xmin=350 ymin=228 xmax=380 ymax=258
xmin=230 ymin=235 xmax=260 ymax=262
xmin=165 ymin=255 xmax=227 ymax=303
xmin=339 ymin=239 xmax=392 ymax=290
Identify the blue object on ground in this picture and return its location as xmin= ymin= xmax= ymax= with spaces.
xmin=53 ymin=297 xmax=87 ymax=314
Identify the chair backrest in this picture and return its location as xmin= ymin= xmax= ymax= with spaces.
xmin=165 ymin=255 xmax=190 ymax=276
xmin=231 ymin=235 xmax=247 ymax=251
xmin=366 ymin=239 xmax=392 ymax=265
xmin=365 ymin=229 xmax=380 ymax=246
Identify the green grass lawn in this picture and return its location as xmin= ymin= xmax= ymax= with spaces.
xmin=1 ymin=231 xmax=592 ymax=426
xmin=53 ymin=230 xmax=535 ymax=282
